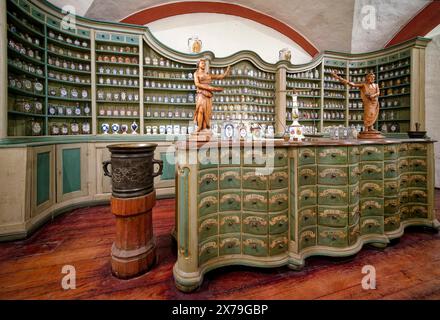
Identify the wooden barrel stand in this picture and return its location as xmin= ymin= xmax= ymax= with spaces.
xmin=111 ymin=192 xmax=157 ymax=279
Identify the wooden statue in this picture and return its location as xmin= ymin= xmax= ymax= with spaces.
xmin=193 ymin=59 xmax=230 ymax=140
xmin=332 ymin=71 xmax=384 ymax=139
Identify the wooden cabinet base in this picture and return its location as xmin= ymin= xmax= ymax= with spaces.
xmin=111 ymin=192 xmax=157 ymax=279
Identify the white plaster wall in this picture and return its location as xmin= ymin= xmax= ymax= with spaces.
xmin=147 ymin=13 xmax=313 ymax=64
xmin=48 ymin=0 xmax=94 ymax=16
xmin=425 ymin=31 xmax=440 ymax=188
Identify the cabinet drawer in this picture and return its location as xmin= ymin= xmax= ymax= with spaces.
xmin=317 ymin=147 xmax=347 ymax=164
xmin=410 ymin=158 xmax=427 ymax=172
xmin=400 ymin=175 xmax=410 ymax=189
xmin=243 ymin=191 xmax=268 ymax=212
xmin=349 ymin=165 xmax=361 ymax=184
xmin=318 ymin=166 xmax=348 ymax=185
xmin=360 ymin=181 xmax=383 ymax=198
xmin=219 ymin=213 xmax=241 ymax=234
xmin=318 ymin=206 xmax=348 ymax=227
xmin=360 ymin=199 xmax=384 ymax=216
xmin=219 ymin=192 xmax=241 ymax=212
xmin=298 ymin=165 xmax=317 ymax=186
xmin=298 ymin=186 xmax=317 ymax=207
xmin=199 ymin=237 xmax=218 ymax=265
xmin=219 ymin=235 xmax=241 ymax=256
xmin=398 ymin=143 xmax=409 ymax=157
xmin=349 ymin=147 xmax=361 ymax=164
xmin=384 ymin=214 xmax=401 ymax=232
xmin=243 ymin=213 xmax=268 ymax=235
xmin=360 ymin=216 xmax=384 ymax=235
xmin=198 ymin=216 xmax=219 ymax=241
xmin=198 ymin=192 xmax=218 ymax=217
xmin=318 ymin=186 xmax=348 ymax=206
xmin=298 ymin=207 xmax=317 ymax=229
xmin=349 ymin=204 xmax=360 ymax=225
xmin=409 ymin=174 xmax=427 ymax=188
xmin=242 ymin=235 xmax=268 ymax=257
xmin=398 ymin=159 xmax=410 ymax=173
xmin=360 ymin=162 xmax=383 ymax=180
xmin=199 ymin=151 xmax=218 ymax=170
xmin=219 ymin=168 xmax=241 ymax=189
xmin=401 ymin=205 xmax=410 ymax=220
xmin=384 ymin=162 xmax=398 ymax=179
xmin=299 ymin=148 xmax=316 ymax=165
xmin=349 ymin=184 xmax=360 ymax=205
xmin=384 ymin=197 xmax=400 ymax=215
xmin=384 ymin=180 xmax=399 ymax=196
xmin=269 ymin=234 xmax=288 ymax=256
xmin=299 ymin=226 xmax=317 ymax=251
xmin=268 ymin=190 xmax=288 ymax=212
xmin=272 ymin=148 xmax=288 ymax=167
xmin=318 ymin=226 xmax=348 ymax=248
xmin=409 ymin=189 xmax=428 ymax=204
xmin=269 ymin=211 xmax=288 ymax=235
xmin=408 ymin=143 xmax=427 ymax=157
xmin=198 ymin=169 xmax=219 ymax=193
xmin=270 ymin=169 xmax=289 ymax=190
xmin=349 ymin=223 xmax=360 ymax=246
xmin=220 ymin=148 xmax=241 ymax=166
xmin=384 ymin=144 xmax=399 ymax=160
xmin=242 ymin=169 xmax=268 ymax=190
xmin=360 ymin=145 xmax=383 ymax=161
xmin=400 ymin=190 xmax=409 ymax=204
xmin=410 ymin=205 xmax=428 ymax=219
xmin=243 ymin=149 xmax=266 ymax=167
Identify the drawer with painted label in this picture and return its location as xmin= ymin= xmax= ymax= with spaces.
xmin=360 ymin=181 xmax=383 ymax=198
xmin=409 ymin=143 xmax=427 ymax=157
xmin=349 ymin=147 xmax=361 ymax=164
xmin=398 ymin=159 xmax=410 ymax=173
xmin=409 ymin=189 xmax=428 ymax=204
xmin=269 ymin=211 xmax=288 ymax=234
xmin=298 ymin=186 xmax=317 ymax=207
xmin=349 ymin=184 xmax=360 ymax=205
xmin=298 ymin=207 xmax=317 ymax=229
xmin=400 ymin=190 xmax=409 ymax=204
xmin=360 ymin=198 xmax=384 ymax=216
xmin=199 ymin=237 xmax=218 ymax=265
xmin=219 ymin=213 xmax=241 ymax=234
xmin=299 ymin=226 xmax=317 ymax=251
xmin=349 ymin=164 xmax=361 ymax=184
xmin=270 ymin=169 xmax=289 ymax=190
xmin=299 ymin=148 xmax=316 ymax=165
xmin=219 ymin=191 xmax=241 ymax=212
xmin=400 ymin=175 xmax=410 ymax=189
xmin=384 ymin=162 xmax=398 ymax=179
xmin=409 ymin=174 xmax=427 ymax=188
xmin=384 ymin=180 xmax=399 ymax=196
xmin=298 ymin=165 xmax=317 ymax=186
xmin=384 ymin=144 xmax=399 ymax=160
xmin=198 ymin=215 xmax=219 ymax=241
xmin=349 ymin=223 xmax=360 ymax=246
xmin=360 ymin=162 xmax=383 ymax=180
xmin=198 ymin=169 xmax=219 ymax=193
xmin=198 ymin=191 xmax=218 ymax=217
xmin=318 ymin=166 xmax=348 ymax=185
xmin=243 ymin=149 xmax=267 ymax=167
xmin=219 ymin=168 xmax=241 ymax=189
xmin=410 ymin=158 xmax=427 ymax=172
xmin=318 ymin=206 xmax=348 ymax=227
xmin=242 ymin=235 xmax=268 ymax=257
xmin=384 ymin=197 xmax=400 ymax=215
xmin=220 ymin=148 xmax=241 ymax=167
xmin=360 ymin=216 xmax=384 ymax=235
xmin=242 ymin=213 xmax=268 ymax=235
xmin=400 ymin=205 xmax=410 ymax=220
xmin=219 ymin=235 xmax=241 ymax=256
xmin=349 ymin=204 xmax=360 ymax=225
xmin=318 ymin=186 xmax=348 ymax=206
xmin=360 ymin=145 xmax=384 ymax=161
xmin=242 ymin=169 xmax=268 ymax=190
xmin=317 ymin=147 xmax=347 ymax=164
xmin=318 ymin=226 xmax=348 ymax=248
xmin=269 ymin=234 xmax=288 ymax=256
xmin=410 ymin=205 xmax=428 ymax=219
xmin=384 ymin=214 xmax=401 ymax=232
xmin=243 ymin=191 xmax=268 ymax=212
xmin=398 ymin=143 xmax=409 ymax=157
xmin=268 ymin=190 xmax=289 ymax=212
xmin=271 ymin=148 xmax=289 ymax=167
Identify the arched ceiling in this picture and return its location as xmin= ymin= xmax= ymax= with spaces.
xmin=47 ymin=0 xmax=432 ymax=53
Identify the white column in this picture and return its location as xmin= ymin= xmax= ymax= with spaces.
xmin=275 ymin=66 xmax=287 ymax=135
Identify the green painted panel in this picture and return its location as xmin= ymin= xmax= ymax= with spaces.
xmin=37 ymin=152 xmax=50 ymax=206
xmin=160 ymin=152 xmax=175 ymax=181
xmin=62 ymin=148 xmax=81 ymax=195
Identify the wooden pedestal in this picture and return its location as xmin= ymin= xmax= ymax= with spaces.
xmin=111 ymin=192 xmax=157 ymax=279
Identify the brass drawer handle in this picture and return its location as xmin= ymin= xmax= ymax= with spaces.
xmin=206 ymin=203 xmax=211 ymax=208
xmin=228 ymin=178 xmax=233 ymax=182
xmin=228 ymin=221 xmax=234 ymax=226
xmin=331 ymin=174 xmax=337 ymax=179
xmin=228 ymin=199 xmax=234 ymax=205
xmin=331 ymin=154 xmax=337 ymax=158
xmin=278 ymin=200 xmax=284 ymax=206
xmin=331 ymin=195 xmax=337 ymax=199
xmin=278 ymin=178 xmax=284 ymax=183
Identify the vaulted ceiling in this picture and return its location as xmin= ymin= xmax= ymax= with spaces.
xmin=47 ymin=0 xmax=432 ymax=53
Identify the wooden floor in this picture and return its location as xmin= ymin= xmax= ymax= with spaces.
xmin=1 ymin=191 xmax=440 ymax=300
